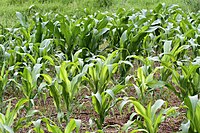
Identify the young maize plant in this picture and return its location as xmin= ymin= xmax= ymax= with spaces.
xmin=181 ymin=95 xmax=200 ymax=133
xmin=30 ymin=118 xmax=81 ymax=133
xmin=42 ymin=60 xmax=88 ymax=124
xmin=0 ymin=98 xmax=29 ymax=133
xmin=120 ymin=99 xmax=177 ymax=133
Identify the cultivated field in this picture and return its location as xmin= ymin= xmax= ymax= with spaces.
xmin=0 ymin=0 xmax=200 ymax=133
xmin=0 ymin=0 xmax=198 ymax=26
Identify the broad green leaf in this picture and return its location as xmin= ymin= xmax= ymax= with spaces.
xmin=97 ymin=17 xmax=108 ymax=30
xmin=163 ymin=40 xmax=172 ymax=54
xmin=195 ymin=102 xmax=200 ymax=132
xmin=16 ymin=12 xmax=28 ymax=27
xmin=185 ymin=95 xmax=198 ymax=119
xmin=41 ymin=74 xmax=52 ymax=84
xmin=151 ymin=99 xmax=165 ymax=120
xmin=2 ymin=124 xmax=14 ymax=133
xmin=46 ymin=124 xmax=62 ymax=133
xmin=153 ymin=3 xmax=163 ymax=13
xmin=32 ymin=64 xmax=42 ymax=84
xmin=119 ymin=99 xmax=129 ymax=114
xmin=26 ymin=54 xmax=36 ymax=65
xmin=181 ymin=120 xmax=190 ymax=133
xmin=93 ymin=92 xmax=102 ymax=107
xmin=105 ymin=89 xmax=114 ymax=99
xmin=43 ymin=56 xmax=55 ymax=65
xmin=120 ymin=30 xmax=127 ymax=48
xmin=64 ymin=119 xmax=81 ymax=133
xmin=131 ymin=101 xmax=146 ymax=116
xmin=122 ymin=120 xmax=134 ymax=132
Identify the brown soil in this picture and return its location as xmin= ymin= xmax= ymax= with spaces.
xmin=2 ymin=83 xmax=185 ymax=133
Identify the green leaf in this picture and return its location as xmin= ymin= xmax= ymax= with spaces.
xmin=131 ymin=101 xmax=146 ymax=116
xmin=181 ymin=120 xmax=190 ymax=133
xmin=163 ymin=40 xmax=172 ymax=54
xmin=6 ymin=98 xmax=28 ymax=126
xmin=43 ymin=56 xmax=55 ymax=65
xmin=105 ymin=89 xmax=114 ymax=99
xmin=26 ymin=54 xmax=36 ymax=65
xmin=130 ymin=129 xmax=149 ymax=133
xmin=32 ymin=64 xmax=42 ymax=84
xmin=64 ymin=119 xmax=81 ymax=133
xmin=97 ymin=17 xmax=108 ymax=30
xmin=153 ymin=3 xmax=163 ymax=13
xmin=93 ymin=92 xmax=102 ymax=107
xmin=195 ymin=102 xmax=200 ymax=132
xmin=41 ymin=74 xmax=52 ymax=84
xmin=151 ymin=99 xmax=165 ymax=120
xmin=120 ymin=30 xmax=128 ymax=48
xmin=23 ymin=67 xmax=32 ymax=85
xmin=122 ymin=120 xmax=134 ymax=132
xmin=112 ymin=84 xmax=126 ymax=94
xmin=146 ymin=26 xmax=161 ymax=33
xmin=185 ymin=95 xmax=198 ymax=120
xmin=16 ymin=12 xmax=28 ymax=28
xmin=2 ymin=124 xmax=14 ymax=133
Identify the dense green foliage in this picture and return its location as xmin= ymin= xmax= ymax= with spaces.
xmin=0 ymin=0 xmax=198 ymax=27
xmin=0 ymin=3 xmax=200 ymax=132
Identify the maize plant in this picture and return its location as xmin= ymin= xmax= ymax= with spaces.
xmin=181 ymin=95 xmax=200 ymax=133
xmin=13 ymin=64 xmax=43 ymax=108
xmin=0 ymin=98 xmax=29 ymax=133
xmin=83 ymin=50 xmax=120 ymax=94
xmin=92 ymin=85 xmax=126 ymax=129
xmin=30 ymin=118 xmax=81 ymax=133
xmin=0 ymin=62 xmax=9 ymax=105
xmin=42 ymin=60 xmax=87 ymax=123
xmin=121 ymin=99 xmax=177 ymax=133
